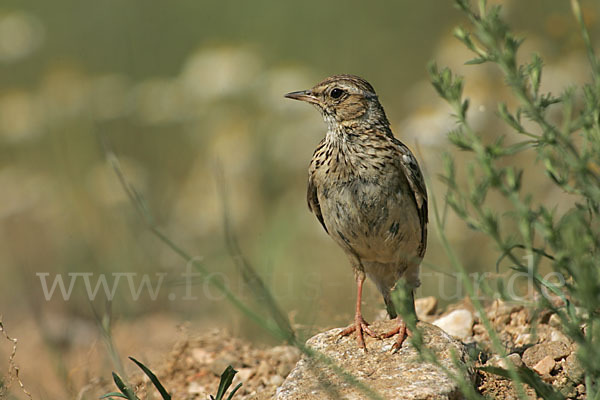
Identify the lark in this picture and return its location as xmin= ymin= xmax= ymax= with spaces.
xmin=285 ymin=75 xmax=428 ymax=351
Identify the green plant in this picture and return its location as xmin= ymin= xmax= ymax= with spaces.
xmin=102 ymin=359 xmax=242 ymax=400
xmin=211 ymin=366 xmax=242 ymax=400
xmin=101 ymin=357 xmax=171 ymax=400
xmin=428 ymin=0 xmax=600 ymax=398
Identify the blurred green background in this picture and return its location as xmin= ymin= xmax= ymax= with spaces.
xmin=0 ymin=0 xmax=597 ymax=397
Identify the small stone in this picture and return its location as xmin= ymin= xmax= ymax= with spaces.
xmin=487 ymin=299 xmax=518 ymax=319
xmin=269 ymin=374 xmax=284 ymax=386
xmin=188 ymin=381 xmax=208 ymax=395
xmin=514 ymin=333 xmax=534 ymax=346
xmin=415 ymin=296 xmax=438 ymax=318
xmin=236 ymin=367 xmax=254 ymax=382
xmin=522 ymin=342 xmax=570 ymax=367
xmin=577 ymin=384 xmax=586 ymax=394
xmin=503 ymin=353 xmax=523 ymax=369
xmin=549 ymin=330 xmax=570 ymax=344
xmin=486 ymin=353 xmax=523 ymax=370
xmin=548 ymin=313 xmax=562 ymax=328
xmin=433 ymin=309 xmax=474 ymax=339
xmin=533 ymin=355 xmax=555 ymax=376
xmin=191 ymin=348 xmax=214 ymax=364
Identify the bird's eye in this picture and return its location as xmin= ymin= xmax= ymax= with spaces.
xmin=330 ymin=88 xmax=344 ymax=99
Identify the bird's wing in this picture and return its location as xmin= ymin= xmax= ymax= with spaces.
xmin=393 ymin=138 xmax=428 ymax=257
xmin=307 ymin=175 xmax=328 ymax=234
xmin=307 ymin=139 xmax=328 ymax=234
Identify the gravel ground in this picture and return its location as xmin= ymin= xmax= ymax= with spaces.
xmin=91 ymin=298 xmax=585 ymax=400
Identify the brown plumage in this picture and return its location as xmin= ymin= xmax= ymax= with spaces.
xmin=285 ymin=74 xmax=428 ymax=351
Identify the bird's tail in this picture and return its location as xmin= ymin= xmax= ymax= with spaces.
xmin=383 ymin=293 xmax=397 ymax=319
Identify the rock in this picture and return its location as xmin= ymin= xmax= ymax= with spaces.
xmin=548 ymin=313 xmax=561 ymax=328
xmin=433 ymin=309 xmax=474 ymax=340
xmin=191 ymin=348 xmax=214 ymax=364
xmin=522 ymin=342 xmax=570 ymax=368
xmin=532 ymin=355 xmax=555 ymax=376
xmin=486 ymin=353 xmax=523 ymax=370
xmin=514 ymin=333 xmax=534 ymax=346
xmin=276 ymin=321 xmax=473 ymax=400
xmin=487 ymin=300 xmax=519 ymax=320
xmin=236 ymin=367 xmax=254 ymax=382
xmin=549 ymin=329 xmax=570 ymax=344
xmin=270 ymin=374 xmax=284 ymax=386
xmin=187 ymin=381 xmax=208 ymax=396
xmin=565 ymin=353 xmax=584 ymax=383
xmin=415 ymin=296 xmax=438 ymax=319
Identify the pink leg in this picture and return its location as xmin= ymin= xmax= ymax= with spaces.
xmin=339 ymin=273 xmax=380 ymax=350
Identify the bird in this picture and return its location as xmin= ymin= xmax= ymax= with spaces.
xmin=285 ymin=74 xmax=428 ymax=351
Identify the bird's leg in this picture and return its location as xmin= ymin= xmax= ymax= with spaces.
xmin=382 ymin=289 xmax=416 ymax=352
xmin=339 ymin=271 xmax=379 ymax=350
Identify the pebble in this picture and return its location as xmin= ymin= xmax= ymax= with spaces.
xmin=486 ymin=353 xmax=523 ymax=369
xmin=533 ymin=355 xmax=555 ymax=376
xmin=191 ymin=348 xmax=214 ymax=364
xmin=548 ymin=313 xmax=561 ymax=327
xmin=236 ymin=367 xmax=254 ymax=382
xmin=550 ymin=330 xmax=570 ymax=344
xmin=514 ymin=333 xmax=534 ymax=346
xmin=415 ymin=296 xmax=438 ymax=319
xmin=187 ymin=381 xmax=208 ymax=395
xmin=433 ymin=309 xmax=474 ymax=339
xmin=487 ymin=299 xmax=518 ymax=319
xmin=269 ymin=374 xmax=284 ymax=386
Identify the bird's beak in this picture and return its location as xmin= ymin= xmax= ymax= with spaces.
xmin=284 ymin=90 xmax=319 ymax=104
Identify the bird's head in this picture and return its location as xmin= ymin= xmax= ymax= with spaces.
xmin=285 ymin=74 xmax=390 ymax=132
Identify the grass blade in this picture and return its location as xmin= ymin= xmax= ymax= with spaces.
xmin=214 ymin=366 xmax=238 ymax=400
xmin=129 ymin=357 xmax=171 ymax=400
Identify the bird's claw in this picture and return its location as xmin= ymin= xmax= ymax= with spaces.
xmin=382 ymin=317 xmax=412 ymax=353
xmin=339 ymin=315 xmax=380 ymax=351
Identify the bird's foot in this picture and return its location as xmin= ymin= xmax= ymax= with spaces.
xmin=382 ymin=317 xmax=413 ymax=353
xmin=339 ymin=314 xmax=380 ymax=351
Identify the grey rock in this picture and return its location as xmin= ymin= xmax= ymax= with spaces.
xmin=276 ymin=321 xmax=473 ymax=400
xmin=565 ymin=353 xmax=584 ymax=383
